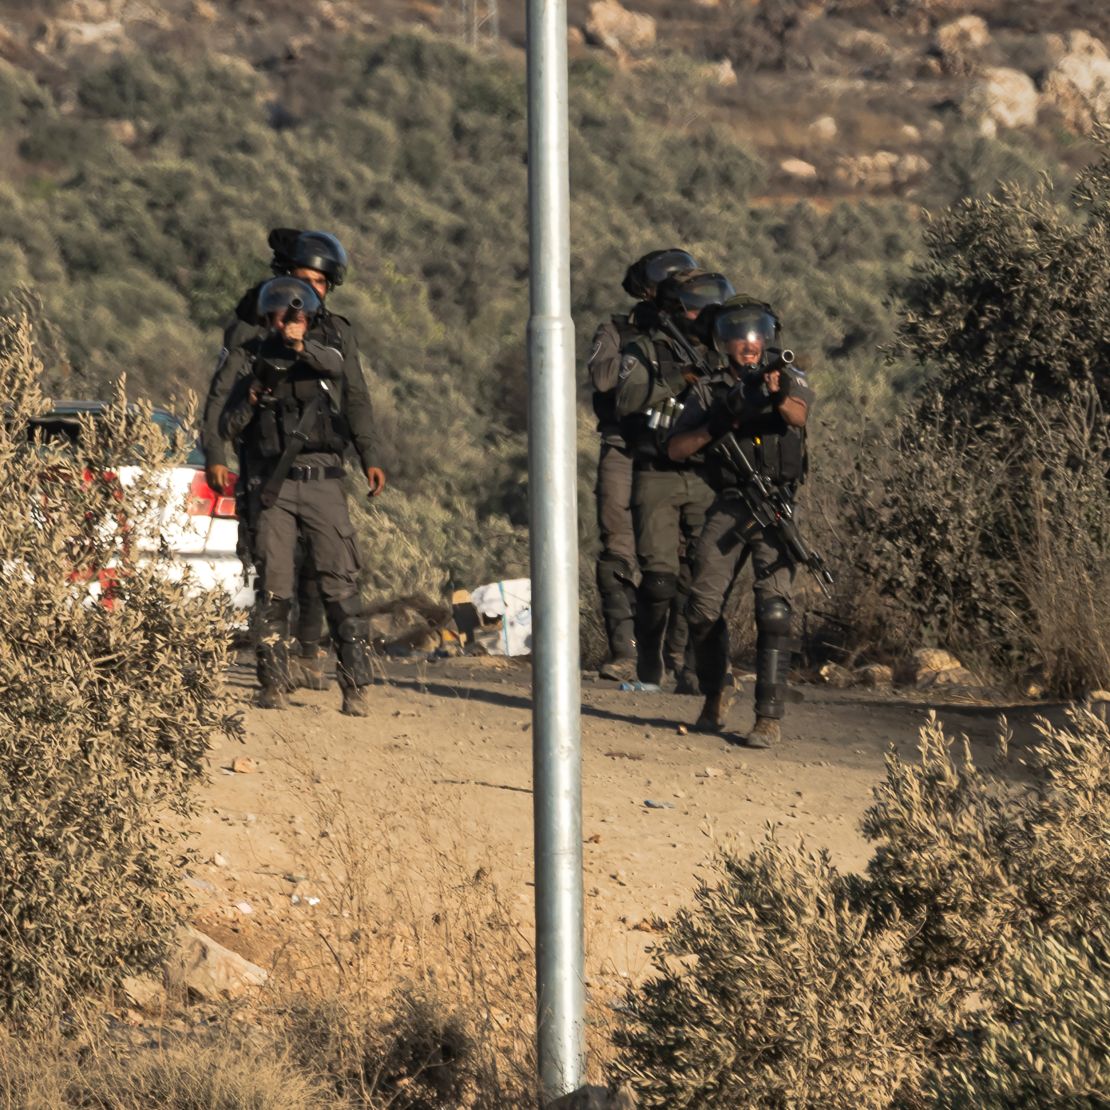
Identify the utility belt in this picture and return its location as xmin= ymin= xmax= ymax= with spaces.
xmin=627 ymin=395 xmax=686 ymax=465
xmin=287 ymin=465 xmax=344 ymax=481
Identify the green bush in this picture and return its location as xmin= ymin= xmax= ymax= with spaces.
xmin=610 ymin=709 xmax=1110 ymax=1107
xmin=0 ymin=306 xmax=239 ymax=1025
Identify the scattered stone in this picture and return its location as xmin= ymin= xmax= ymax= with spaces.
xmin=185 ymin=875 xmax=216 ymax=894
xmin=121 ymin=973 xmax=164 ymax=1011
xmin=231 ymin=756 xmax=257 ymax=774
xmin=700 ymin=58 xmax=737 ymax=87
xmin=191 ymin=0 xmax=217 ymax=20
xmin=1042 ymin=31 xmax=1110 ymax=134
xmin=819 ymin=661 xmax=854 ymax=688
xmin=832 ymin=151 xmax=931 ymax=190
xmin=899 ymin=123 xmax=922 ymax=143
xmin=584 ymin=0 xmax=656 ymax=57
xmin=934 ymin=14 xmax=990 ymax=75
xmin=912 ymin=647 xmax=963 ymax=674
xmin=696 ymin=766 xmax=724 ymax=778
xmin=234 ymin=900 xmax=253 ymax=914
xmin=676 ymin=723 xmax=688 ymax=735
xmin=164 ymin=927 xmax=267 ymax=1001
xmin=586 ymin=832 xmax=602 ymax=844
xmin=963 ymin=66 xmax=1039 ymax=136
xmin=644 ymin=799 xmax=674 ymax=810
xmin=856 ymin=663 xmax=894 ymax=689
xmin=212 ymin=853 xmax=228 ymax=868
xmin=283 ymin=873 xmax=308 ymax=884
xmin=106 ymin=119 xmax=137 ymax=145
xmin=808 ymin=115 xmax=838 ymax=141
xmin=780 ymin=157 xmax=819 ymax=181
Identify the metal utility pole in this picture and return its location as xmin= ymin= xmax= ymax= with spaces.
xmin=526 ymin=0 xmax=585 ymax=1103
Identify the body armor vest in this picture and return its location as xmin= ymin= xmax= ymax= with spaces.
xmin=623 ymin=335 xmax=697 ymax=464
xmin=246 ymin=321 xmax=349 ymax=460
xmin=703 ymin=376 xmax=807 ymax=492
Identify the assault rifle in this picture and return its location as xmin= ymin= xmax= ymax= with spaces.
xmin=713 ymin=430 xmax=835 ymax=599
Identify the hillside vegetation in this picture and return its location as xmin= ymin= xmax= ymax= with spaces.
xmin=0 ymin=3 xmax=1107 ymax=686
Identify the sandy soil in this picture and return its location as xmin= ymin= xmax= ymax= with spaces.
xmin=182 ymin=653 xmax=1064 ymax=1004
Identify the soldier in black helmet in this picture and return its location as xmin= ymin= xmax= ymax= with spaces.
xmin=207 ymin=242 xmax=386 ymax=716
xmin=667 ymin=295 xmax=814 ymax=748
xmin=202 ymin=228 xmax=338 ymax=690
xmin=615 ymin=267 xmax=734 ymax=691
xmin=587 ymin=248 xmax=698 ymax=681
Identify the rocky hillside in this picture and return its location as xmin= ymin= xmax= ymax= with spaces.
xmin=3 ymin=0 xmax=1110 ymax=203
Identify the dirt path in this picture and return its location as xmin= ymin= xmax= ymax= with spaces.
xmin=186 ymin=657 xmax=1059 ymax=992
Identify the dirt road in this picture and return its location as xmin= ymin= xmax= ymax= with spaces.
xmin=184 ymin=655 xmax=1061 ymax=998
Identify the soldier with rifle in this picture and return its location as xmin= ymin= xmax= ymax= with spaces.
xmin=615 ymin=268 xmax=735 ymax=690
xmin=214 ymin=266 xmax=385 ymax=717
xmin=667 ymin=295 xmax=825 ymax=748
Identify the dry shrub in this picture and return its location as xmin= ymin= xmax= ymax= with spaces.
xmin=926 ymin=926 xmax=1110 ymax=1108
xmin=611 ymin=709 xmax=1110 ymax=1107
xmin=611 ymin=841 xmax=930 ymax=1109
xmin=830 ymin=382 xmax=1110 ymax=692
xmin=0 ymin=305 xmax=239 ymax=1024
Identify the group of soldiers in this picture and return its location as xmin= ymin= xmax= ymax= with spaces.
xmin=589 ymin=250 xmax=814 ymax=748
xmin=199 ymin=233 xmax=814 ymax=748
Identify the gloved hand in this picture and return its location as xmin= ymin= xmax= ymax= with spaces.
xmin=768 ymin=368 xmax=792 ymax=402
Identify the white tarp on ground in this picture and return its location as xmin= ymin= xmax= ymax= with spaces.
xmin=470 ymin=578 xmax=532 ymax=656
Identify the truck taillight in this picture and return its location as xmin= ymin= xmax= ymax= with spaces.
xmin=187 ymin=470 xmax=238 ymax=519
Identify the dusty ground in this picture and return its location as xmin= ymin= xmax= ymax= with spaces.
xmin=183 ymin=653 xmax=1064 ymax=1007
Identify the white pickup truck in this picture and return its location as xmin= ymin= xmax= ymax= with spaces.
xmin=30 ymin=401 xmax=254 ymax=612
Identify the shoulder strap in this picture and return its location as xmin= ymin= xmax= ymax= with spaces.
xmin=258 ymin=390 xmax=325 ymax=509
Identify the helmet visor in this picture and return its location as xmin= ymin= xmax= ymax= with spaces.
xmin=257 ymin=276 xmax=323 ymax=320
xmin=676 ymin=273 xmax=735 ymax=313
xmin=712 ymin=305 xmax=778 ymax=353
xmin=642 ymin=249 xmax=699 ymax=287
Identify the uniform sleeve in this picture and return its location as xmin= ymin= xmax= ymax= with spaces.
xmin=667 ymin=383 xmax=710 ymax=440
xmin=587 ymin=319 xmax=623 ymax=393
xmin=216 ymin=346 xmax=258 ymax=443
xmin=201 ymin=317 xmax=258 ymax=468
xmin=300 ymin=338 xmax=344 ymax=379
xmin=339 ymin=326 xmax=376 ymax=471
xmin=784 ymin=364 xmax=816 ymax=412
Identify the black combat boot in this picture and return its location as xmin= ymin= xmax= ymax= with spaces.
xmin=256 ymin=594 xmax=294 ymax=708
xmin=327 ymin=597 xmax=374 ymax=718
xmin=294 ymin=640 xmax=331 ymax=691
xmin=694 ymin=673 xmax=735 ymax=732
xmin=635 ymin=572 xmax=677 ymax=687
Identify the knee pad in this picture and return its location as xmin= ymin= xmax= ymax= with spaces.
xmin=756 ymin=596 xmax=792 ymax=641
xmin=641 ymin=571 xmax=678 ymax=605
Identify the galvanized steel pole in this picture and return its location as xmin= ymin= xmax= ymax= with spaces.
xmin=526 ymin=0 xmax=586 ymax=1102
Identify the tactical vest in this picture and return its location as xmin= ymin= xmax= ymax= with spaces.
xmin=592 ymin=313 xmax=643 ymax=431
xmin=623 ymin=334 xmax=696 ymax=464
xmin=245 ymin=322 xmax=350 ymax=460
xmin=702 ymin=375 xmax=807 ymax=492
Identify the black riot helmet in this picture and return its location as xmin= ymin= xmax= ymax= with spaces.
xmin=656 ymin=269 xmax=735 ymax=319
xmin=709 ymin=295 xmax=781 ymax=355
xmin=621 ymin=248 xmax=700 ymax=300
xmin=257 ymin=276 xmax=323 ymax=321
xmin=287 ymin=230 xmax=349 ymax=288
xmin=267 ymin=227 xmax=301 ymax=274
